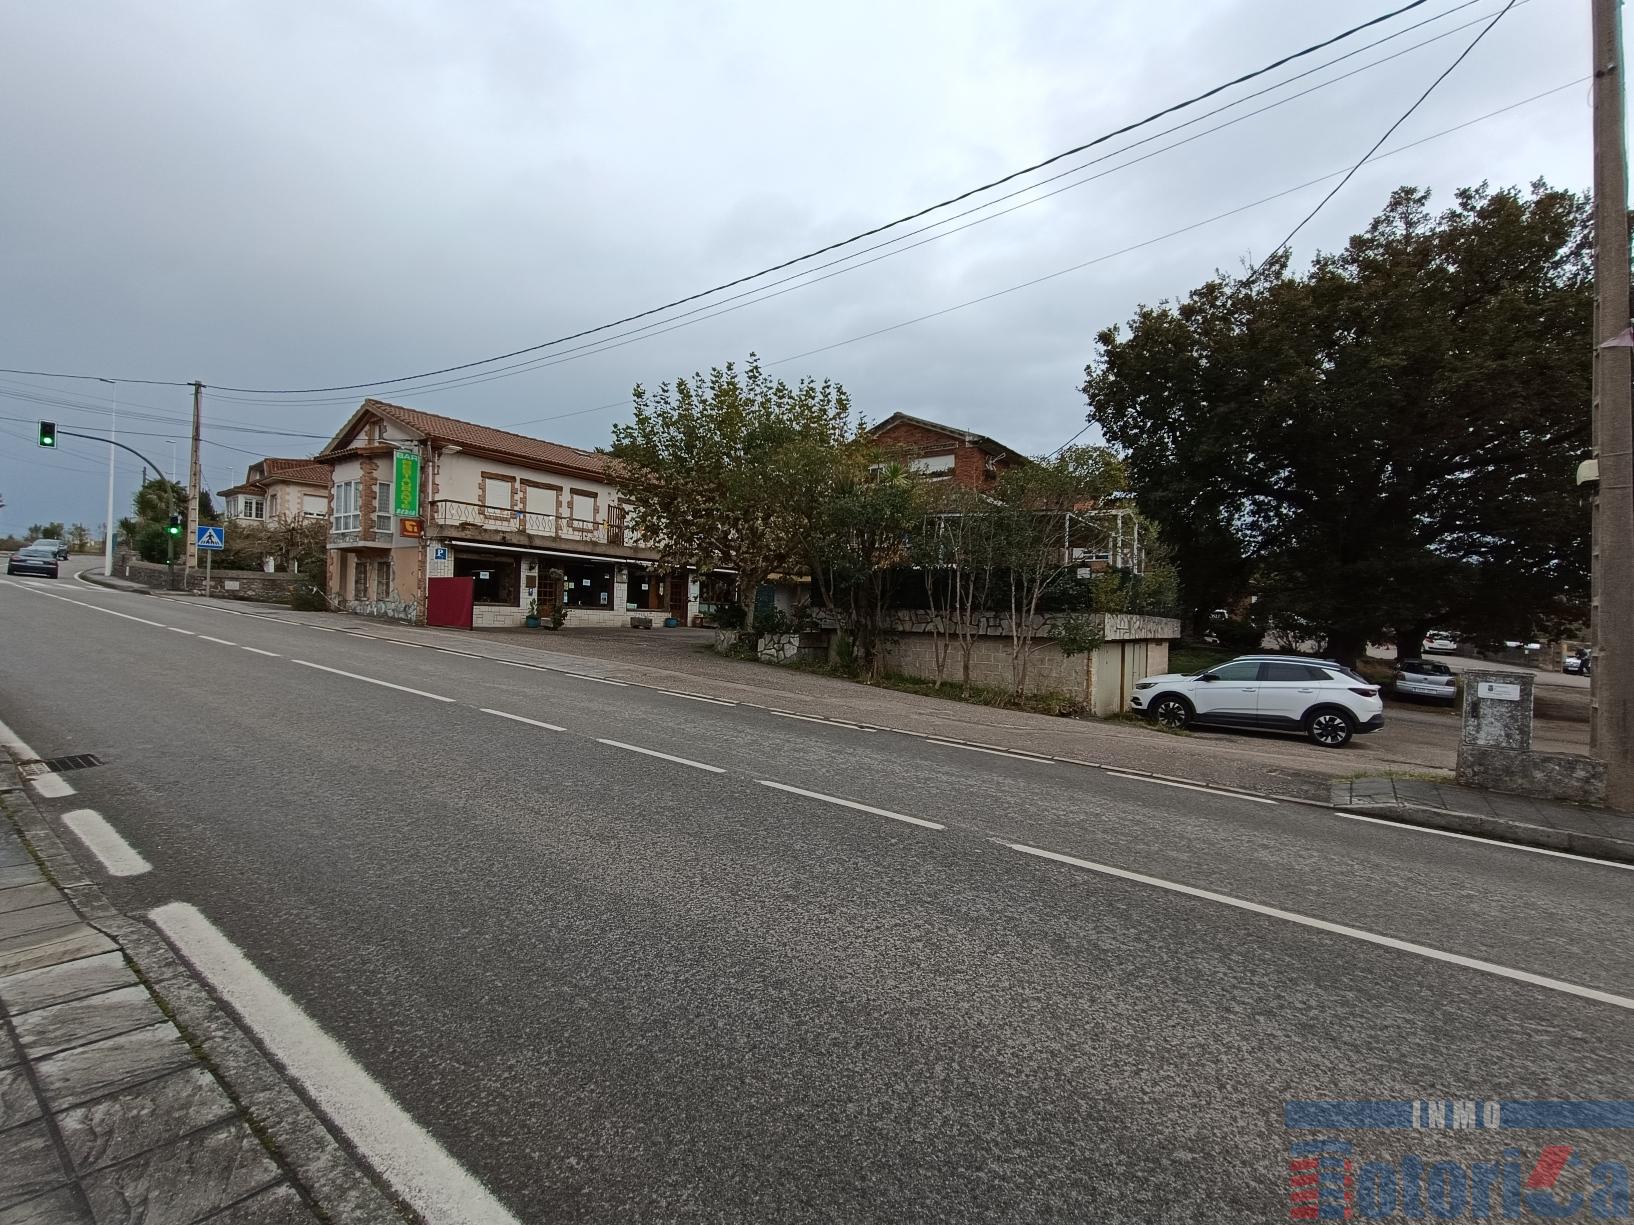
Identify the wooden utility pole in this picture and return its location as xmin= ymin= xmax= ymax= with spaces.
xmin=1591 ymin=0 xmax=1634 ymax=806
xmin=185 ymin=381 xmax=203 ymax=571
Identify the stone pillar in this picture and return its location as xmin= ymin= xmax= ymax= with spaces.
xmin=1459 ymin=671 xmax=1533 ymax=752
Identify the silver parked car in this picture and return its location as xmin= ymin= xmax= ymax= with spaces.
xmin=1392 ymin=658 xmax=1456 ymax=704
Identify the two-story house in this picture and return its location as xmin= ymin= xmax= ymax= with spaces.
xmin=316 ymin=398 xmax=699 ymax=628
xmin=220 ymin=458 xmax=332 ymax=525
xmin=867 ymin=412 xmax=1026 ymax=489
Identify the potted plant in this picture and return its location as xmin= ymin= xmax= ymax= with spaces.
xmin=548 ymin=600 xmax=568 ymax=631
xmin=524 ymin=598 xmax=541 ymax=629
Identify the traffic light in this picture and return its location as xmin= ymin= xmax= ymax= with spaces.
xmin=38 ymin=421 xmax=56 ymax=448
xmin=166 ymin=514 xmax=183 ymax=537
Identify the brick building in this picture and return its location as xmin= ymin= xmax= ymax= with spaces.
xmin=866 ymin=412 xmax=1027 ymax=490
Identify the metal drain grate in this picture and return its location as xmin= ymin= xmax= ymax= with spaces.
xmin=40 ymin=753 xmax=103 ymax=774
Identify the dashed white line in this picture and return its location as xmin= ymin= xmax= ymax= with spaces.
xmin=197 ymin=635 xmax=237 ymax=647
xmin=756 ymin=780 xmax=945 ymax=830
xmin=927 ymin=738 xmax=1051 ymax=763
xmin=2 ymin=580 xmax=166 ymax=626
xmin=480 ymin=708 xmax=566 ymax=732
xmin=149 ymin=903 xmax=521 ymax=1225
xmin=290 ymin=660 xmax=455 ymax=702
xmin=61 ymin=809 xmax=151 ymax=876
xmin=596 ymin=739 xmax=726 ymax=773
xmin=167 ymin=627 xmax=196 ymax=636
xmin=1103 ymin=771 xmax=1279 ymax=805
xmin=1004 ymin=842 xmax=1634 ymax=1012
xmin=661 ymin=690 xmax=737 ymax=706
xmin=242 ymin=646 xmax=281 ymax=658
xmin=29 ymin=772 xmax=75 ymax=799
xmin=769 ymin=710 xmax=866 ymax=730
xmin=568 ymin=673 xmax=629 ymax=687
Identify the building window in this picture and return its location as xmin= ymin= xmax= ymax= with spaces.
xmin=267 ymin=491 xmax=279 ymax=517
xmin=374 ymin=558 xmax=392 ymax=601
xmin=374 ymin=482 xmax=392 ymax=535
xmin=562 ymin=560 xmax=613 ymax=607
xmin=481 ymin=474 xmax=514 ymax=520
xmin=302 ymin=493 xmax=327 ymax=517
xmin=238 ymin=496 xmax=265 ymax=520
xmin=908 ymin=454 xmax=955 ymax=476
xmin=333 ymin=481 xmax=360 ymax=533
xmin=454 ymin=556 xmax=519 ymax=606
xmin=352 ymin=555 xmax=368 ymax=600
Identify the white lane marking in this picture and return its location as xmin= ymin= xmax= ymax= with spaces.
xmin=30 ymin=773 xmax=75 ymax=799
xmin=1006 ymin=842 xmax=1634 ymax=1012
xmin=757 ymin=780 xmax=945 ymax=830
xmin=167 ymin=627 xmax=196 ymax=636
xmin=61 ymin=809 xmax=151 ymax=876
xmin=480 ymin=708 xmax=567 ymax=732
xmin=1104 ymin=771 xmax=1279 ymax=806
xmin=1 ymin=580 xmax=167 ymax=627
xmin=927 ymin=738 xmax=1051 ymax=762
xmin=198 ymin=635 xmax=237 ymax=647
xmin=149 ymin=904 xmax=522 ymax=1225
xmin=661 ymin=690 xmax=737 ymax=706
xmin=596 ymin=739 xmax=726 ymax=773
xmin=434 ymin=648 xmax=481 ymax=659
xmin=242 ymin=647 xmax=281 ymax=658
xmin=307 ymin=625 xmax=336 ymax=632
xmin=568 ymin=673 xmax=629 ymax=686
xmin=21 ymin=580 xmax=49 ymax=588
xmin=290 ymin=660 xmax=455 ymax=703
xmin=0 ymin=715 xmax=34 ymax=758
xmin=769 ymin=709 xmax=865 ymax=730
xmin=1332 ymin=809 xmax=1634 ymax=871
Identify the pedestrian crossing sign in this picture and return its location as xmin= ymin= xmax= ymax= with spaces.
xmin=195 ymin=525 xmax=225 ymax=551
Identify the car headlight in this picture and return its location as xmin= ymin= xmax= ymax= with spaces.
xmin=1134 ymin=681 xmax=1156 ymax=690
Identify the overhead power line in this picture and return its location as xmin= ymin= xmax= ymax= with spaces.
xmin=184 ymin=0 xmax=1443 ymax=396
xmin=1248 ymin=0 xmax=1519 ymax=280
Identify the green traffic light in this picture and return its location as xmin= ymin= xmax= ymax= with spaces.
xmin=38 ymin=421 xmax=56 ymax=448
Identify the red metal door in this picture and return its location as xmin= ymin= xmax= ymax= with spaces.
xmin=427 ymin=576 xmax=474 ymax=629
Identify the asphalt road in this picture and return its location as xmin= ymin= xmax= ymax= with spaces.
xmin=2 ymin=569 xmax=1630 ymax=1223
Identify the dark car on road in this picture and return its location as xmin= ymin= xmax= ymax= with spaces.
xmin=6 ymin=544 xmax=61 ymax=578
xmin=31 ymin=538 xmax=69 ymax=560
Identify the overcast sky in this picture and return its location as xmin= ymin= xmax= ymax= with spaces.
xmin=0 ymin=0 xmax=1597 ymax=535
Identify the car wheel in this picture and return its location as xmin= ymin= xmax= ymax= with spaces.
xmin=1150 ymin=695 xmax=1192 ymax=731
xmin=1306 ymin=709 xmax=1354 ymax=748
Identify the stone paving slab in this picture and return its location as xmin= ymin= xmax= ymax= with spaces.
xmin=57 ymin=1068 xmax=236 ymax=1178
xmin=207 ymin=1184 xmax=312 ymax=1225
xmin=0 ymin=885 xmax=59 ymax=916
xmin=0 ymin=868 xmax=46 ymax=891
xmin=32 ymin=1024 xmax=195 ymax=1113
xmin=12 ymin=985 xmax=167 ymax=1062
xmin=0 ymin=953 xmax=132 ymax=1017
xmin=82 ymin=1119 xmax=283 ymax=1225
xmin=0 ymin=1119 xmax=67 ymax=1211
xmin=0 ymin=1185 xmax=91 ymax=1225
xmin=0 ymin=929 xmax=115 ymax=980
xmin=0 ymin=903 xmax=83 ymax=944
xmin=0 ymin=1065 xmax=41 ymax=1129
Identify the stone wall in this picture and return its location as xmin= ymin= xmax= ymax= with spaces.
xmin=119 ymin=554 xmax=298 ymax=603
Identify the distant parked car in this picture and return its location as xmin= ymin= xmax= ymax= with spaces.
xmin=1393 ymin=658 xmax=1457 ymax=704
xmin=6 ymin=544 xmax=61 ymax=578
xmin=1564 ymin=650 xmax=1591 ymax=676
xmin=1129 ymin=654 xmax=1384 ymax=748
xmin=1423 ymin=632 xmax=1458 ymax=654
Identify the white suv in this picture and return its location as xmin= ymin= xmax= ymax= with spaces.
xmin=1129 ymin=655 xmax=1385 ymax=748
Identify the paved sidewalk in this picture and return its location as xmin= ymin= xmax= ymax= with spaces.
xmin=75 ymin=571 xmax=156 ymax=596
xmin=1332 ymin=776 xmax=1634 ymax=863
xmin=0 ymin=829 xmax=316 ymax=1224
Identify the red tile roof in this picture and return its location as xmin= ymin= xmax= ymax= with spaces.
xmin=260 ymin=462 xmax=330 ymax=487
xmin=322 ymin=399 xmax=608 ymax=478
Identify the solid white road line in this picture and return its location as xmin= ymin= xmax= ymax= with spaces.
xmin=568 ymin=673 xmax=629 ymax=686
xmin=1 ymin=580 xmax=166 ymax=627
xmin=661 ymin=690 xmax=737 ymax=706
xmin=480 ymin=708 xmax=567 ymax=732
xmin=30 ymin=773 xmax=75 ymax=799
xmin=167 ymin=627 xmax=196 ymax=636
xmin=0 ymin=715 xmax=33 ymax=757
xmin=1331 ymin=808 xmax=1634 ymax=871
xmin=596 ymin=738 xmax=726 ymax=773
xmin=756 ymin=780 xmax=946 ymax=830
xmin=242 ymin=646 xmax=281 ymax=658
xmin=1103 ymin=771 xmax=1280 ymax=805
xmin=61 ymin=809 xmax=151 ymax=876
xmin=927 ymin=738 xmax=1051 ymax=762
xmin=1005 ymin=842 xmax=1634 ymax=1012
xmin=290 ymin=660 xmax=455 ymax=703
xmin=198 ymin=635 xmax=237 ymax=647
xmin=148 ymin=904 xmax=522 ymax=1225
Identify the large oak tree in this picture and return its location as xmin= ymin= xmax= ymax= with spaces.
xmin=1082 ymin=182 xmax=1593 ymax=663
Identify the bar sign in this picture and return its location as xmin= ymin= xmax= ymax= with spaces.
xmin=393 ymin=451 xmax=421 ymax=517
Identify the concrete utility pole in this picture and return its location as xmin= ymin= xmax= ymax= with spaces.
xmin=1591 ymin=0 xmax=1634 ymax=806
xmin=185 ymin=381 xmax=203 ymax=571
xmin=101 ymin=379 xmax=117 ymax=579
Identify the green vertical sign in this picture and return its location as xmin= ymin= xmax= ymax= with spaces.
xmin=393 ymin=451 xmax=421 ymax=517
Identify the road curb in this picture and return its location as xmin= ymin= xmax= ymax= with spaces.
xmin=1331 ymin=799 xmax=1634 ymax=865
xmin=1 ymin=763 xmax=409 ymax=1225
xmin=75 ymin=568 xmax=154 ymax=595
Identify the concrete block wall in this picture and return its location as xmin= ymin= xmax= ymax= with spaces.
xmin=119 ymin=555 xmax=297 ymax=603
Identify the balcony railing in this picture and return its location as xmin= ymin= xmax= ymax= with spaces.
xmin=430 ymin=499 xmax=640 ymax=548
